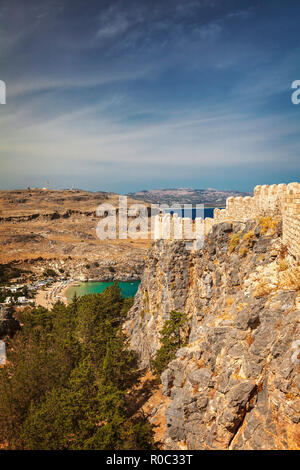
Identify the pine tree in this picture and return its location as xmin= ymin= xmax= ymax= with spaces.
xmin=151 ymin=310 xmax=188 ymax=377
xmin=21 ymin=358 xmax=99 ymax=449
xmin=0 ymin=284 xmax=155 ymax=450
xmin=101 ymin=329 xmax=139 ymax=391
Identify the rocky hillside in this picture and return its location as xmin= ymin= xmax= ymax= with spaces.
xmin=125 ymin=219 xmax=300 ymax=449
xmin=0 ymin=189 xmax=151 ymax=281
xmin=127 ymin=188 xmax=251 ymax=207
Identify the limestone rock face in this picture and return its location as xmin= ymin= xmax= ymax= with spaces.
xmin=125 ymin=220 xmax=300 ymax=449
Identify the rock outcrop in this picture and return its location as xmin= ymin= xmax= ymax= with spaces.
xmin=126 ymin=219 xmax=300 ymax=449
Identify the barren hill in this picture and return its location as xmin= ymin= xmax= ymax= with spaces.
xmin=127 ymin=188 xmax=251 ymax=206
xmin=0 ymin=189 xmax=151 ymax=281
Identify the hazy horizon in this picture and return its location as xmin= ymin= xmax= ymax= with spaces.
xmin=0 ymin=184 xmax=253 ymax=194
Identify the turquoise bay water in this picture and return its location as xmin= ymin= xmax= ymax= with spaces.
xmin=66 ymin=210 xmax=221 ymax=302
xmin=67 ymin=281 xmax=140 ymax=301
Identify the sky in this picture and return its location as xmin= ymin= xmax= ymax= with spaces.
xmin=0 ymin=0 xmax=300 ymax=193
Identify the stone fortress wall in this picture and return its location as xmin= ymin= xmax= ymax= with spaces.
xmin=213 ymin=182 xmax=300 ymax=261
xmin=153 ymin=183 xmax=300 ymax=261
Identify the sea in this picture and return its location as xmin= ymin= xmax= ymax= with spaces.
xmin=164 ymin=207 xmax=223 ymax=219
xmin=66 ymin=281 xmax=140 ymax=301
xmin=66 ymin=208 xmax=223 ymax=300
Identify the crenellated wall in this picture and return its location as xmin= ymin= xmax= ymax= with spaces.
xmin=214 ymin=183 xmax=288 ymax=222
xmin=213 ymin=183 xmax=300 ymax=261
xmin=282 ymin=183 xmax=300 ymax=261
xmin=126 ymin=213 xmax=300 ymax=449
xmin=153 ymin=183 xmax=300 ymax=261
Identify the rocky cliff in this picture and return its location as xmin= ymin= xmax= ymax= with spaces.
xmin=126 ymin=218 xmax=300 ymax=449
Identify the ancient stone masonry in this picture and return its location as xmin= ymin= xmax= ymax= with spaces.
xmin=214 ymin=183 xmax=300 ymax=261
xmin=153 ymin=183 xmax=300 ymax=261
xmin=282 ymin=183 xmax=300 ymax=262
xmin=126 ymin=218 xmax=300 ymax=450
xmin=127 ymin=182 xmax=300 ymax=449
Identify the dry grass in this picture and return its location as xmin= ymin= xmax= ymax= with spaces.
xmin=245 ymin=331 xmax=255 ymax=346
xmin=228 ymin=232 xmax=241 ymax=253
xmin=0 ymin=251 xmax=61 ymax=263
xmin=237 ymin=230 xmax=256 ymax=257
xmin=239 ymin=246 xmax=248 ymax=257
xmin=225 ymin=296 xmax=235 ymax=307
xmin=253 ymin=282 xmax=274 ymax=298
xmin=277 ymin=259 xmax=289 ymax=272
xmin=0 ymin=189 xmax=152 ymax=266
xmin=235 ymin=302 xmax=248 ymax=312
xmin=243 ymin=230 xmax=255 ymax=246
xmin=279 ymin=266 xmax=300 ymax=290
xmin=258 ymin=216 xmax=278 ymax=235
xmin=253 ymin=262 xmax=300 ymax=297
xmin=140 ymin=309 xmax=145 ymax=320
xmin=143 ymin=291 xmax=149 ymax=305
xmin=278 ymin=244 xmax=288 ymax=259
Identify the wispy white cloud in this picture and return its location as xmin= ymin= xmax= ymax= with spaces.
xmin=96 ymin=11 xmax=131 ymax=39
xmin=1 ymin=96 xmax=299 ymax=178
xmin=0 ymin=0 xmax=299 ymax=191
xmin=7 ymin=65 xmax=152 ymax=99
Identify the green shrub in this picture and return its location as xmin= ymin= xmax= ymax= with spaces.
xmin=0 ymin=284 xmax=156 ymax=450
xmin=43 ymin=268 xmax=58 ymax=278
xmin=151 ymin=311 xmax=188 ymax=378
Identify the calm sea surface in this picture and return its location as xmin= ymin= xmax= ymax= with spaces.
xmin=67 ymin=281 xmax=140 ymax=301
xmin=164 ymin=207 xmax=223 ymax=219
xmin=66 ymin=209 xmax=222 ymax=301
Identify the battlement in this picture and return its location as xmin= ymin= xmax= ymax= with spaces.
xmin=214 ymin=182 xmax=300 ymax=261
xmin=153 ymin=182 xmax=300 ymax=261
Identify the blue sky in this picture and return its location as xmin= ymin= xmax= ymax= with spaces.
xmin=0 ymin=0 xmax=299 ymax=193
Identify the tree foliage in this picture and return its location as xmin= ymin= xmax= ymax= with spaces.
xmin=151 ymin=310 xmax=188 ymax=378
xmin=0 ymin=284 xmax=155 ymax=450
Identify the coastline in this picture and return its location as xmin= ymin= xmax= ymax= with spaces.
xmin=35 ymin=279 xmax=141 ymax=308
xmin=35 ymin=280 xmax=78 ymax=308
xmin=63 ymin=281 xmax=82 ymax=304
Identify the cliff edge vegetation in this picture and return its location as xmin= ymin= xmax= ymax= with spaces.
xmin=126 ymin=215 xmax=300 ymax=449
xmin=0 ymin=285 xmax=156 ymax=450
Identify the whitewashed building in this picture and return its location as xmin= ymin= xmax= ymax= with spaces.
xmin=0 ymin=341 xmax=5 ymax=365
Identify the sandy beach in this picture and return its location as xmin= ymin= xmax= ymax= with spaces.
xmin=34 ymin=280 xmax=77 ymax=309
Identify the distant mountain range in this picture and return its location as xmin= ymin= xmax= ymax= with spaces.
xmin=127 ymin=188 xmax=251 ymax=207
